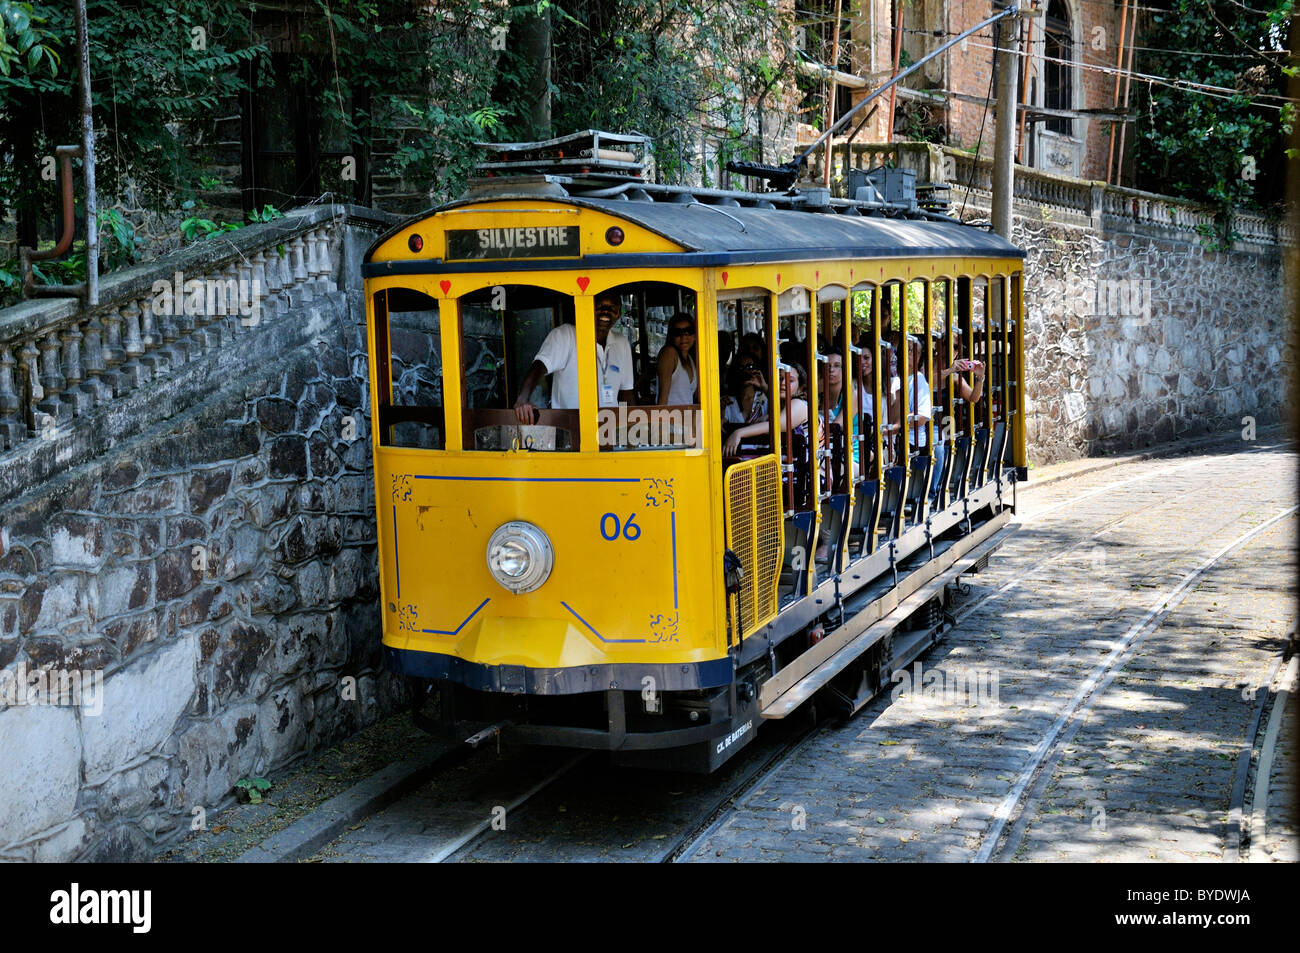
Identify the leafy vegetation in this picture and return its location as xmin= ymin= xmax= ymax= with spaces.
xmin=1131 ymin=0 xmax=1295 ymax=220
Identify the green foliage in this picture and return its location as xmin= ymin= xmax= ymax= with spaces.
xmin=98 ymin=208 xmax=137 ymax=270
xmin=0 ymin=0 xmax=270 ymax=287
xmin=246 ymin=204 xmax=283 ymax=224
xmin=0 ymin=1 xmax=59 ymax=77
xmin=180 ymin=203 xmax=281 ymax=241
xmin=1131 ymin=0 xmax=1295 ymax=217
xmin=233 ymin=777 xmax=272 ymax=804
xmin=534 ymin=1 xmax=794 ymax=186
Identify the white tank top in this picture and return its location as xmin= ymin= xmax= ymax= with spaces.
xmin=665 ymin=353 xmax=697 ymax=404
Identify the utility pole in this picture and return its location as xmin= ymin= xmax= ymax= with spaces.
xmin=991 ymin=2 xmax=1022 ymax=240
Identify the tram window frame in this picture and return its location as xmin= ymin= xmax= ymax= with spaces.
xmin=374 ymin=287 xmax=445 ymax=451
xmin=456 ymin=284 xmax=580 ymax=453
xmin=849 ymin=284 xmax=885 ymax=489
xmin=776 ymin=286 xmax=816 ymax=515
xmin=719 ymin=289 xmax=779 ymax=463
xmin=594 ymin=282 xmax=703 ymax=453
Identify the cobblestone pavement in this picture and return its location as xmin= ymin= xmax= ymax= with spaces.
xmin=686 ymin=441 xmax=1296 ymax=862
xmin=312 ymin=441 xmax=1296 ymax=862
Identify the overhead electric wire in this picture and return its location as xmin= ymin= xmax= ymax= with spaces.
xmin=962 ymin=39 xmax=1299 ymax=107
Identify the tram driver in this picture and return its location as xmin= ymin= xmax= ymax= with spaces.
xmin=513 ymin=291 xmax=637 ymax=423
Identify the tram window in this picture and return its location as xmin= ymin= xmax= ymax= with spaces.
xmin=720 ymin=292 xmax=775 ymax=460
xmin=458 ymin=284 xmax=578 ymax=451
xmin=598 ymin=282 xmax=701 ymax=451
xmin=375 ymin=288 xmax=444 ymax=450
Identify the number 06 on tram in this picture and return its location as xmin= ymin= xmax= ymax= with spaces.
xmin=363 ymin=132 xmax=1026 ymax=772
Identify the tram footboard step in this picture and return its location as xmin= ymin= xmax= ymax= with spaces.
xmin=759 ymin=514 xmax=1015 ymax=719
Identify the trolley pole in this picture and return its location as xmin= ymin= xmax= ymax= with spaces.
xmin=991 ymin=2 xmax=1022 ymax=240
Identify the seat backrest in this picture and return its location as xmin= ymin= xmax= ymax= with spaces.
xmin=988 ymin=420 xmax=1008 ymax=480
xmin=967 ymin=426 xmax=990 ymax=489
xmin=877 ymin=464 xmax=905 ymax=539
xmin=948 ymin=434 xmax=971 ymax=500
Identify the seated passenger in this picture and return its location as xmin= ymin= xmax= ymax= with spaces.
xmin=656 ymin=312 xmax=700 ymax=405
xmin=901 ymin=334 xmax=933 ymax=455
xmin=513 ymin=291 xmax=636 ymax=423
xmin=929 ymin=336 xmax=985 ymax=501
xmin=722 ymin=356 xmax=769 ymax=426
xmin=818 ymin=349 xmax=851 ymax=486
xmin=855 ymin=339 xmax=901 ymax=468
xmin=723 ymin=363 xmax=810 ymax=461
xmin=736 ymin=332 xmax=766 ymax=370
xmin=718 ymin=330 xmax=734 ymax=383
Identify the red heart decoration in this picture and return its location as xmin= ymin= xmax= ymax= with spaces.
xmin=439 ymin=280 xmax=451 ymax=295
xmin=775 ymin=273 xmax=782 ymax=287
xmin=721 ymin=272 xmax=729 ymax=286
xmin=815 ymin=270 xmax=820 ymax=282
xmin=850 ymin=268 xmax=854 ymax=280
xmin=577 ymin=276 xmax=590 ymax=293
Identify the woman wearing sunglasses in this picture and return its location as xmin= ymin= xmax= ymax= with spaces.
xmin=657 ymin=311 xmax=700 ymax=405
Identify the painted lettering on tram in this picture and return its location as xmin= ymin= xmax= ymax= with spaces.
xmin=446 ymin=226 xmax=580 ymax=260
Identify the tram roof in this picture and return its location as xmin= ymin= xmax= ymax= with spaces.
xmin=364 ymin=193 xmax=1025 ymax=272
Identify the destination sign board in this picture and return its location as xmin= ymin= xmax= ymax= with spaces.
xmin=446 ymin=226 xmax=581 ymax=261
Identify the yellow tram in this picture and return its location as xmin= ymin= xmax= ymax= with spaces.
xmin=363 ymin=132 xmax=1026 ymax=771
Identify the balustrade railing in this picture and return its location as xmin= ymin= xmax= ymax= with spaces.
xmin=0 ymin=206 xmax=348 ymax=454
xmin=808 ymin=141 xmax=1290 ymax=248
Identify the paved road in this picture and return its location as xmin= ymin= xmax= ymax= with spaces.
xmin=688 ymin=440 xmax=1296 ymax=862
xmin=312 ymin=440 xmax=1296 ymax=862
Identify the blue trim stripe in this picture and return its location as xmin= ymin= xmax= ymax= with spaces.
xmin=671 ymin=511 xmax=679 ymax=610
xmin=392 ymin=504 xmax=400 ymax=600
xmin=362 ymin=245 xmax=1023 ymax=277
xmin=383 ymin=645 xmax=734 ymax=695
xmin=414 ymin=475 xmax=641 ymax=483
xmin=423 ymin=597 xmax=492 ymax=636
xmin=561 ymin=601 xmax=645 ymax=644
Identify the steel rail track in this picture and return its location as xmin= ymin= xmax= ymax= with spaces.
xmin=974 ymin=503 xmax=1299 ymax=864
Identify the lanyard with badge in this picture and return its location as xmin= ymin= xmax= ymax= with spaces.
xmin=597 ymin=343 xmax=616 ymax=405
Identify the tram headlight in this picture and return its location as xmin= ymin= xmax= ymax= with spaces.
xmin=486 ymin=521 xmax=554 ymax=594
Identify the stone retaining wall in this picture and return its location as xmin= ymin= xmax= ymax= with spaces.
xmin=0 ymin=210 xmax=402 ymax=861
xmin=1013 ymin=209 xmax=1289 ymax=463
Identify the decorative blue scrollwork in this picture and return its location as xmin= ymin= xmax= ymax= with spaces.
xmin=648 ymin=611 xmax=680 ymax=644
xmin=392 ymin=474 xmax=413 ymax=504
xmin=644 ymin=477 xmax=675 ymax=509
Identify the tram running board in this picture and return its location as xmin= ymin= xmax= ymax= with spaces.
xmin=760 ymin=510 xmax=1014 ymax=719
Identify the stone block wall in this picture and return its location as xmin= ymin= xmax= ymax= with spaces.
xmin=0 ymin=213 xmax=404 ymax=861
xmin=1014 ymin=209 xmax=1289 ymax=463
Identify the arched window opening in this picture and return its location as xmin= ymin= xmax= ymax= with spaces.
xmin=1043 ymin=0 xmax=1074 ymax=136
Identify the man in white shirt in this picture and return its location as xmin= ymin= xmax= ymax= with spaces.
xmin=513 ymin=292 xmax=637 ymax=423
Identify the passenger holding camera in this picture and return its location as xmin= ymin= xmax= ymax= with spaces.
xmin=930 ymin=336 xmax=985 ymax=501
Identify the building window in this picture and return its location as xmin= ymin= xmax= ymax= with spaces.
xmin=1043 ymin=0 xmax=1073 ymax=136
